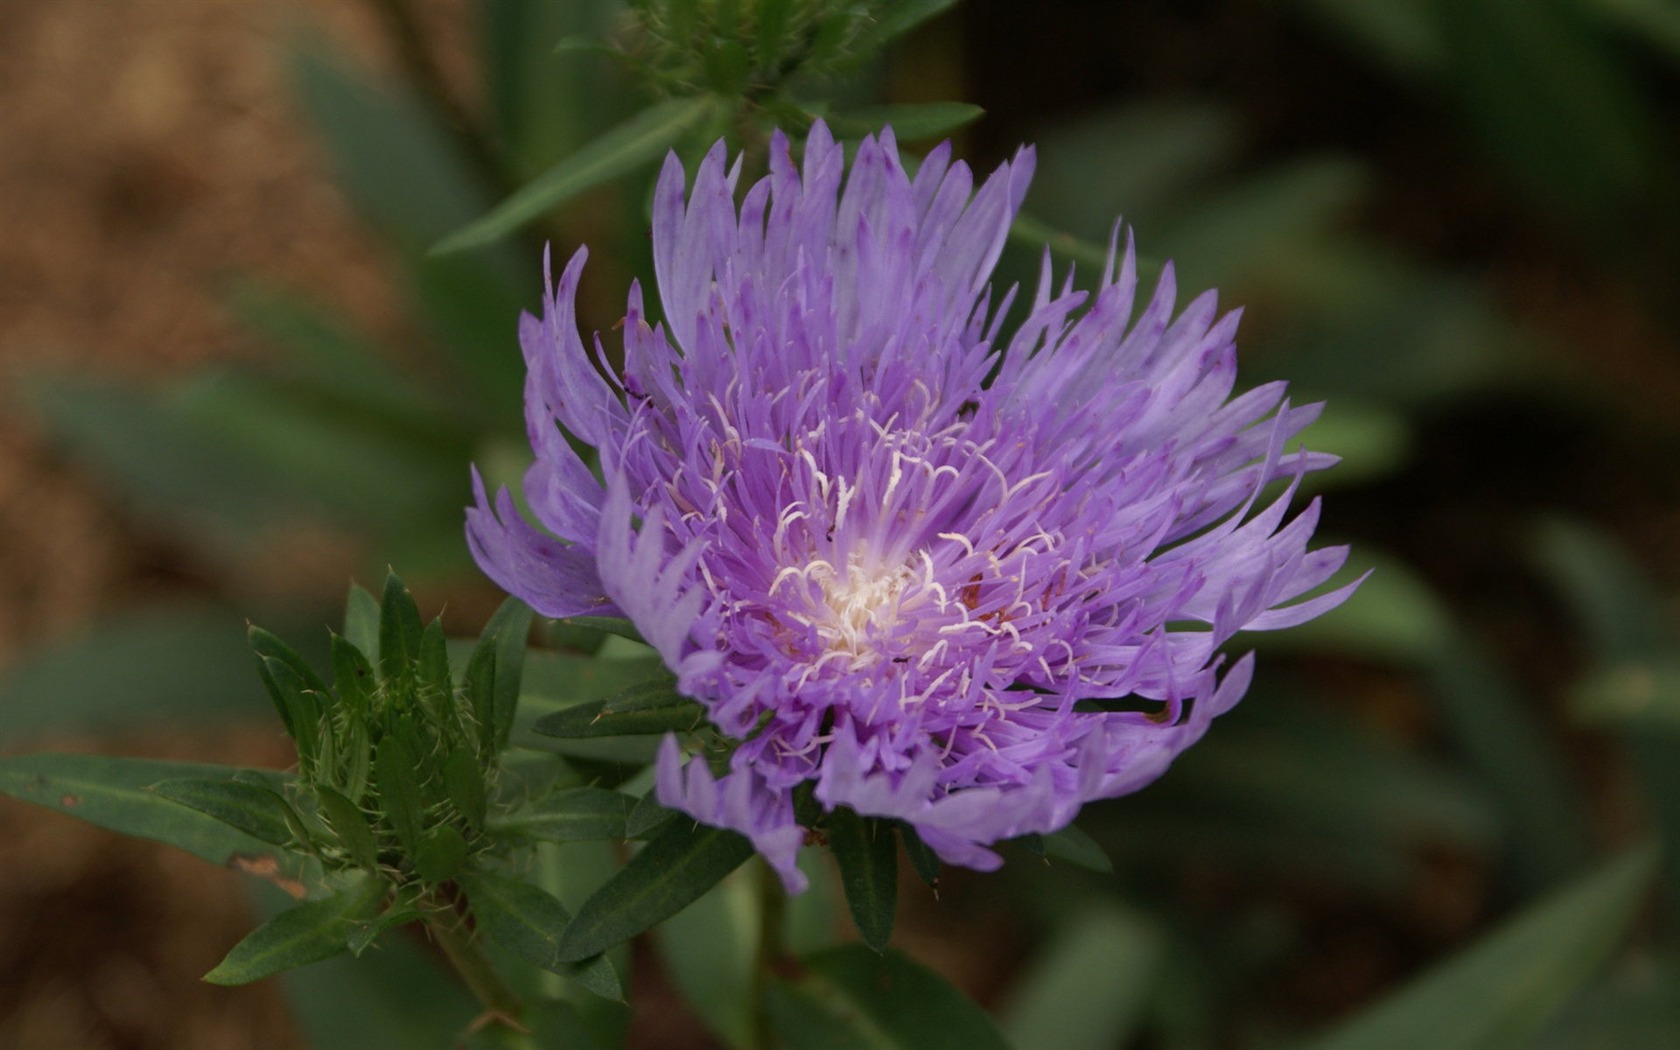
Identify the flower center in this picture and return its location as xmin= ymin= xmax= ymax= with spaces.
xmin=818 ymin=555 xmax=915 ymax=661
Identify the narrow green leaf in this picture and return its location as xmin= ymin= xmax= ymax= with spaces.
xmin=755 ymin=0 xmax=794 ymax=63
xmin=626 ymin=790 xmax=676 ymax=839
xmin=824 ymin=102 xmax=984 ymax=142
xmin=222 ymin=281 xmax=444 ymax=428
xmin=1040 ymin=823 xmax=1112 ymax=875
xmin=1532 ymin=518 xmax=1680 ymax=912
xmin=251 ymin=629 xmax=327 ymax=701
xmin=434 ymin=96 xmax=719 ymax=254
xmin=491 ymin=786 xmax=635 ymax=843
xmin=15 ymin=374 xmax=300 ymax=545
xmin=862 ymin=0 xmax=957 ymax=45
xmin=766 ymin=944 xmax=1012 ymax=1050
xmin=379 ymin=572 xmax=425 ymax=685
xmin=557 ymin=819 xmax=754 ymax=962
xmin=0 ymin=754 xmax=293 ymax=866
xmin=344 ymin=584 xmax=381 ymax=668
xmin=170 ymin=369 xmax=461 ymax=534
xmin=151 ymin=778 xmax=297 ymax=847
xmin=899 ymin=823 xmax=941 ymax=887
xmin=1299 ymin=845 xmax=1659 ymax=1050
xmin=258 ymin=653 xmax=322 ymax=775
xmin=829 ymin=807 xmax=897 ymax=952
xmin=417 ymin=618 xmax=453 ymax=700
xmin=487 ymin=597 xmax=534 ymax=753
xmin=1428 ymin=637 xmax=1593 ymax=892
xmin=464 ymin=640 xmax=499 ymax=761
xmin=316 ymin=785 xmax=378 ymax=870
xmin=205 ymin=875 xmax=385 ymax=985
xmin=374 ymin=732 xmax=425 ymax=854
xmin=442 ymin=748 xmax=488 ymax=834
xmin=483 ymin=0 xmax=630 ymax=177
xmin=555 ymin=616 xmax=647 ymax=646
xmin=1001 ymin=902 xmax=1163 ymax=1050
xmin=533 ymin=680 xmax=702 ymax=738
xmin=459 ymin=870 xmax=622 ymax=999
xmin=329 ymin=633 xmax=375 ymax=720
xmin=0 ymin=603 xmax=278 ymax=739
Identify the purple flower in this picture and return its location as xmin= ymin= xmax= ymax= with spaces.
xmin=469 ymin=123 xmax=1360 ymax=892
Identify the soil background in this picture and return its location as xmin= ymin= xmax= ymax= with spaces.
xmin=3 ymin=1 xmax=1679 ymax=1049
xmin=0 ymin=3 xmax=459 ymax=1047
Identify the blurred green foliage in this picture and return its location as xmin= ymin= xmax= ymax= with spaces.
xmin=3 ymin=0 xmax=1679 ymax=1047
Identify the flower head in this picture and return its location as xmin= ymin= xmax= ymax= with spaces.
xmin=469 ymin=123 xmax=1359 ymax=891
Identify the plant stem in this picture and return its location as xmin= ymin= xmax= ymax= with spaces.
xmin=748 ymin=856 xmax=788 ymax=1050
xmin=429 ymin=915 xmax=525 ymax=1024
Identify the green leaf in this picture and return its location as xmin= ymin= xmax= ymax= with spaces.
xmin=766 ymin=944 xmax=1013 ymax=1050
xmin=329 ymin=633 xmax=375 ymax=722
xmin=151 ymin=777 xmax=297 ymax=847
xmin=824 ymin=102 xmax=983 ymax=142
xmin=1299 ymin=845 xmax=1659 ymax=1050
xmin=557 ymin=819 xmax=755 ymax=962
xmin=847 ymin=0 xmax=957 ymax=55
xmin=316 ymin=785 xmax=378 ymax=869
xmin=0 ymin=604 xmax=280 ymax=739
xmin=250 ymin=625 xmax=332 ymax=696
xmin=464 ymin=636 xmax=500 ymax=760
xmin=379 ymin=572 xmax=425 ymax=686
xmin=417 ymin=618 xmax=453 ymax=700
xmin=0 ymin=753 xmax=294 ymax=866
xmin=898 ymin=824 xmax=941 ymax=887
xmin=625 ymin=790 xmax=676 ymax=839
xmin=654 ymin=862 xmax=759 ymax=1047
xmin=828 ymin=807 xmax=897 ymax=952
xmin=434 ymin=96 xmax=720 ymax=255
xmin=1532 ymin=518 xmax=1680 ymax=912
xmin=491 ymin=786 xmax=636 ymax=843
xmin=533 ymin=680 xmax=703 ymax=738
xmin=415 ymin=824 xmax=469 ymax=883
xmin=344 ymin=583 xmax=382 ymax=667
xmin=205 ymin=875 xmax=386 ymax=985
xmin=1427 ymin=636 xmax=1594 ymax=892
xmin=14 ymin=374 xmax=300 ymax=547
xmin=222 ymin=280 xmax=444 ymax=428
xmin=486 ymin=597 xmax=534 ymax=753
xmin=556 ymin=616 xmax=647 ymax=646
xmin=277 ymin=902 xmax=476 ymax=1049
xmin=481 ymin=0 xmax=629 ymax=177
xmin=442 ymin=748 xmax=489 ymax=834
xmin=1001 ymin=902 xmax=1164 ymax=1050
xmin=170 ymin=369 xmax=462 ymax=535
xmin=1039 ymin=823 xmax=1112 ymax=875
xmin=374 ymin=731 xmax=426 ymax=855
xmin=1533 ymin=952 xmax=1680 ymax=1050
xmin=256 ymin=652 xmax=323 ymax=775
xmin=459 ymin=870 xmax=622 ymax=999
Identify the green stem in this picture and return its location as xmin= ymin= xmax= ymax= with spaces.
xmin=429 ymin=914 xmax=525 ymax=1024
xmin=749 ymin=856 xmax=788 ymax=1050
